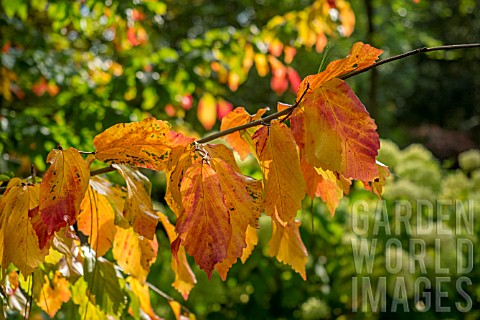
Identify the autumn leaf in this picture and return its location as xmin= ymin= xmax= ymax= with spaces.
xmin=72 ymin=277 xmax=107 ymax=319
xmin=252 ymin=120 xmax=306 ymax=226
xmin=39 ymin=147 xmax=89 ymax=238
xmin=293 ymin=77 xmax=380 ymax=181
xmin=240 ymin=225 xmax=258 ymax=263
xmin=220 ymin=107 xmax=268 ymax=160
xmin=269 ymin=219 xmax=308 ymax=280
xmin=302 ymin=159 xmax=352 ymax=216
xmin=114 ymin=164 xmax=158 ymax=240
xmin=84 ymin=256 xmax=127 ymax=316
xmin=0 ymin=180 xmax=48 ymax=276
xmin=89 ymin=176 xmax=128 ymax=228
xmin=35 ymin=271 xmax=71 ymax=318
xmin=297 ymin=42 xmax=383 ymax=90
xmin=165 ymin=145 xmax=195 ymax=217
xmin=113 ymin=226 xmax=158 ymax=283
xmin=362 ymin=161 xmax=391 ymax=197
xmin=211 ymin=157 xmax=262 ymax=280
xmin=77 ymin=184 xmax=116 ymax=256
xmin=127 ymin=277 xmax=161 ymax=320
xmin=159 ymin=214 xmax=196 ymax=299
xmin=175 ymin=161 xmax=232 ymax=278
xmin=94 ymin=118 xmax=194 ymax=171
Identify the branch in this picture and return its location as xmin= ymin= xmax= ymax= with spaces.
xmin=1 ymin=43 xmax=479 ymax=192
xmin=340 ymin=43 xmax=480 ymax=80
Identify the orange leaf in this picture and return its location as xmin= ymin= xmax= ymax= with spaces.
xmin=297 ymin=42 xmax=383 ymax=91
xmin=220 ymin=107 xmax=268 ymax=160
xmin=159 ymin=214 xmax=196 ymax=299
xmin=35 ymin=271 xmax=71 ymax=318
xmin=294 ymin=78 xmax=380 ymax=181
xmin=240 ymin=225 xmax=258 ymax=263
xmin=39 ymin=147 xmax=90 ymax=238
xmin=176 ymin=162 xmax=232 ymax=278
xmin=211 ymin=157 xmax=262 ymax=280
xmin=89 ymin=176 xmax=128 ymax=228
xmin=114 ymin=165 xmax=158 ymax=240
xmin=113 ymin=226 xmax=158 ymax=283
xmin=127 ymin=276 xmax=161 ymax=320
xmin=165 ymin=145 xmax=195 ymax=217
xmin=94 ymin=118 xmax=194 ymax=171
xmin=0 ymin=180 xmax=48 ymax=275
xmin=269 ymin=219 xmax=308 ymax=280
xmin=77 ymin=184 xmax=116 ymax=256
xmin=254 ymin=53 xmax=269 ymax=77
xmin=197 ymin=93 xmax=217 ymax=130
xmin=252 ymin=121 xmax=306 ymax=225
xmin=302 ymin=159 xmax=351 ymax=216
xmin=362 ymin=161 xmax=390 ymax=198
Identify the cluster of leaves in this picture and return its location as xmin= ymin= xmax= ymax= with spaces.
xmin=0 ymin=42 xmax=389 ymax=318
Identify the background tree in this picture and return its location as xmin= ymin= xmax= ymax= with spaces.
xmin=1 ymin=0 xmax=479 ymax=319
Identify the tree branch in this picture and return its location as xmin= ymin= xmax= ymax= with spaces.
xmin=1 ymin=43 xmax=479 ymax=192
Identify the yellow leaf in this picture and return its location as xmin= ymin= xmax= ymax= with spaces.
xmin=39 ymin=147 xmax=90 ymax=240
xmin=0 ymin=181 xmax=48 ymax=276
xmin=159 ymin=214 xmax=196 ymax=299
xmin=127 ymin=276 xmax=161 ymax=320
xmin=90 ymin=176 xmax=128 ymax=228
xmin=77 ymin=184 xmax=116 ymax=256
xmin=94 ymin=118 xmax=194 ymax=171
xmin=114 ymin=165 xmax=158 ymax=240
xmin=240 ymin=225 xmax=258 ymax=263
xmin=269 ymin=219 xmax=307 ymax=280
xmin=252 ymin=121 xmax=306 ymax=225
xmin=113 ymin=226 xmax=158 ymax=283
xmin=35 ymin=271 xmax=71 ymax=318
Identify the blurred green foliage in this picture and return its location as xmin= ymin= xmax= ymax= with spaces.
xmin=1 ymin=0 xmax=480 ymax=319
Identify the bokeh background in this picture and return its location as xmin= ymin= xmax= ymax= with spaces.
xmin=1 ymin=0 xmax=480 ymax=319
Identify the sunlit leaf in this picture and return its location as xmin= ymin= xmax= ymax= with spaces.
xmin=176 ymin=161 xmax=232 ymax=278
xmin=362 ymin=161 xmax=391 ymax=197
xmin=35 ymin=271 xmax=71 ymax=318
xmin=159 ymin=214 xmax=196 ymax=299
xmin=297 ymin=42 xmax=383 ymax=90
xmin=253 ymin=121 xmax=306 ymax=226
xmin=77 ymin=184 xmax=116 ymax=256
xmin=211 ymin=157 xmax=262 ymax=280
xmin=113 ymin=226 xmax=158 ymax=283
xmin=72 ymin=277 xmax=107 ymax=319
xmin=0 ymin=180 xmax=48 ymax=276
xmin=220 ymin=107 xmax=268 ymax=160
xmin=39 ymin=147 xmax=89 ymax=239
xmin=94 ymin=118 xmax=194 ymax=171
xmin=240 ymin=225 xmax=258 ymax=263
xmin=127 ymin=276 xmax=161 ymax=320
xmin=294 ymin=77 xmax=380 ymax=181
xmin=269 ymin=219 xmax=307 ymax=280
xmin=114 ymin=165 xmax=158 ymax=240
xmin=84 ymin=256 xmax=126 ymax=316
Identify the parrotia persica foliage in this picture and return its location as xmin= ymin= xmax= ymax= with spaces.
xmin=0 ymin=42 xmax=389 ymax=318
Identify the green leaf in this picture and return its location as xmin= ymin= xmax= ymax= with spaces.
xmin=84 ymin=254 xmax=127 ymax=316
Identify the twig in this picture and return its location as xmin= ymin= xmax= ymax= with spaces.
xmin=340 ymin=43 xmax=480 ymax=80
xmin=146 ymin=282 xmax=192 ymax=315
